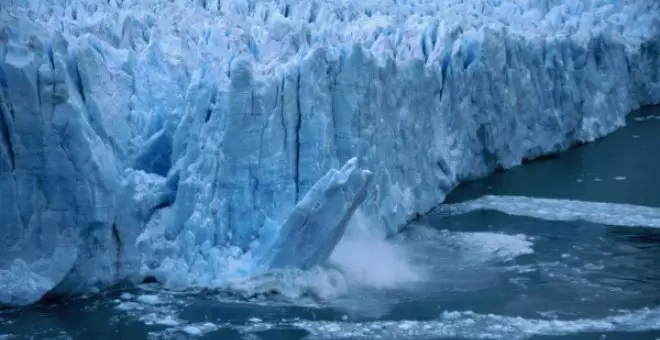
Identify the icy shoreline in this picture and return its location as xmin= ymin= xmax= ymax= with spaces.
xmin=1 ymin=0 xmax=659 ymax=306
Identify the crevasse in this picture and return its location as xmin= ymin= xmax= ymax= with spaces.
xmin=0 ymin=0 xmax=659 ymax=306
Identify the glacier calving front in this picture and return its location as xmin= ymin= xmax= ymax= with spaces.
xmin=0 ymin=0 xmax=659 ymax=306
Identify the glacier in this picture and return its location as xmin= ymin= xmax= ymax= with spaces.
xmin=0 ymin=0 xmax=659 ymax=307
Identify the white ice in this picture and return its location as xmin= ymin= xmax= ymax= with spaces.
xmin=0 ymin=0 xmax=659 ymax=306
xmin=433 ymin=195 xmax=660 ymax=228
xmin=136 ymin=294 xmax=162 ymax=305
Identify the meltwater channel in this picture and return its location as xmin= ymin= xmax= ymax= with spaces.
xmin=2 ymin=106 xmax=660 ymax=339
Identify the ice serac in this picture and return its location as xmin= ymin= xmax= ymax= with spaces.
xmin=0 ymin=16 xmax=124 ymax=305
xmin=260 ymin=158 xmax=373 ymax=271
xmin=0 ymin=11 xmax=183 ymax=306
xmin=1 ymin=1 xmax=660 ymax=306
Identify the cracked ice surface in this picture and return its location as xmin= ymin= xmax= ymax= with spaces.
xmin=0 ymin=0 xmax=659 ymax=306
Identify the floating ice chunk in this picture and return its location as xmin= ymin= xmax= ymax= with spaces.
xmin=136 ymin=294 xmax=162 ymax=305
xmin=182 ymin=326 xmax=201 ymax=336
xmin=115 ymin=302 xmax=143 ymax=311
xmin=181 ymin=323 xmax=218 ymax=336
xmin=433 ymin=195 xmax=660 ymax=228
xmin=139 ymin=312 xmax=183 ymax=327
xmin=155 ymin=315 xmax=180 ymax=327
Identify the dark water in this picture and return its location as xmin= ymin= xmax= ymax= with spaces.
xmin=445 ymin=105 xmax=660 ymax=206
xmin=2 ymin=107 xmax=660 ymax=340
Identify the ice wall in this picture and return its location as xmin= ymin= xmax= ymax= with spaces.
xmin=1 ymin=0 xmax=659 ymax=306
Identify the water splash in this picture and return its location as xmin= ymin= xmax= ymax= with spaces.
xmin=329 ymin=210 xmax=423 ymax=290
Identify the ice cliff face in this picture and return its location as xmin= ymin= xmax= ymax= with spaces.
xmin=1 ymin=0 xmax=659 ymax=306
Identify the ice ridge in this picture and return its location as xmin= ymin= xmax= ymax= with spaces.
xmin=1 ymin=0 xmax=659 ymax=306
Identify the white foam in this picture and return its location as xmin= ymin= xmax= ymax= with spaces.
xmin=450 ymin=232 xmax=534 ymax=262
xmin=400 ymin=225 xmax=535 ymax=265
xmin=433 ymin=195 xmax=660 ymax=228
xmin=329 ymin=214 xmax=531 ymax=294
xmin=329 ymin=213 xmax=423 ymax=290
xmin=331 ymin=237 xmax=422 ymax=289
xmin=285 ymin=308 xmax=660 ymax=339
